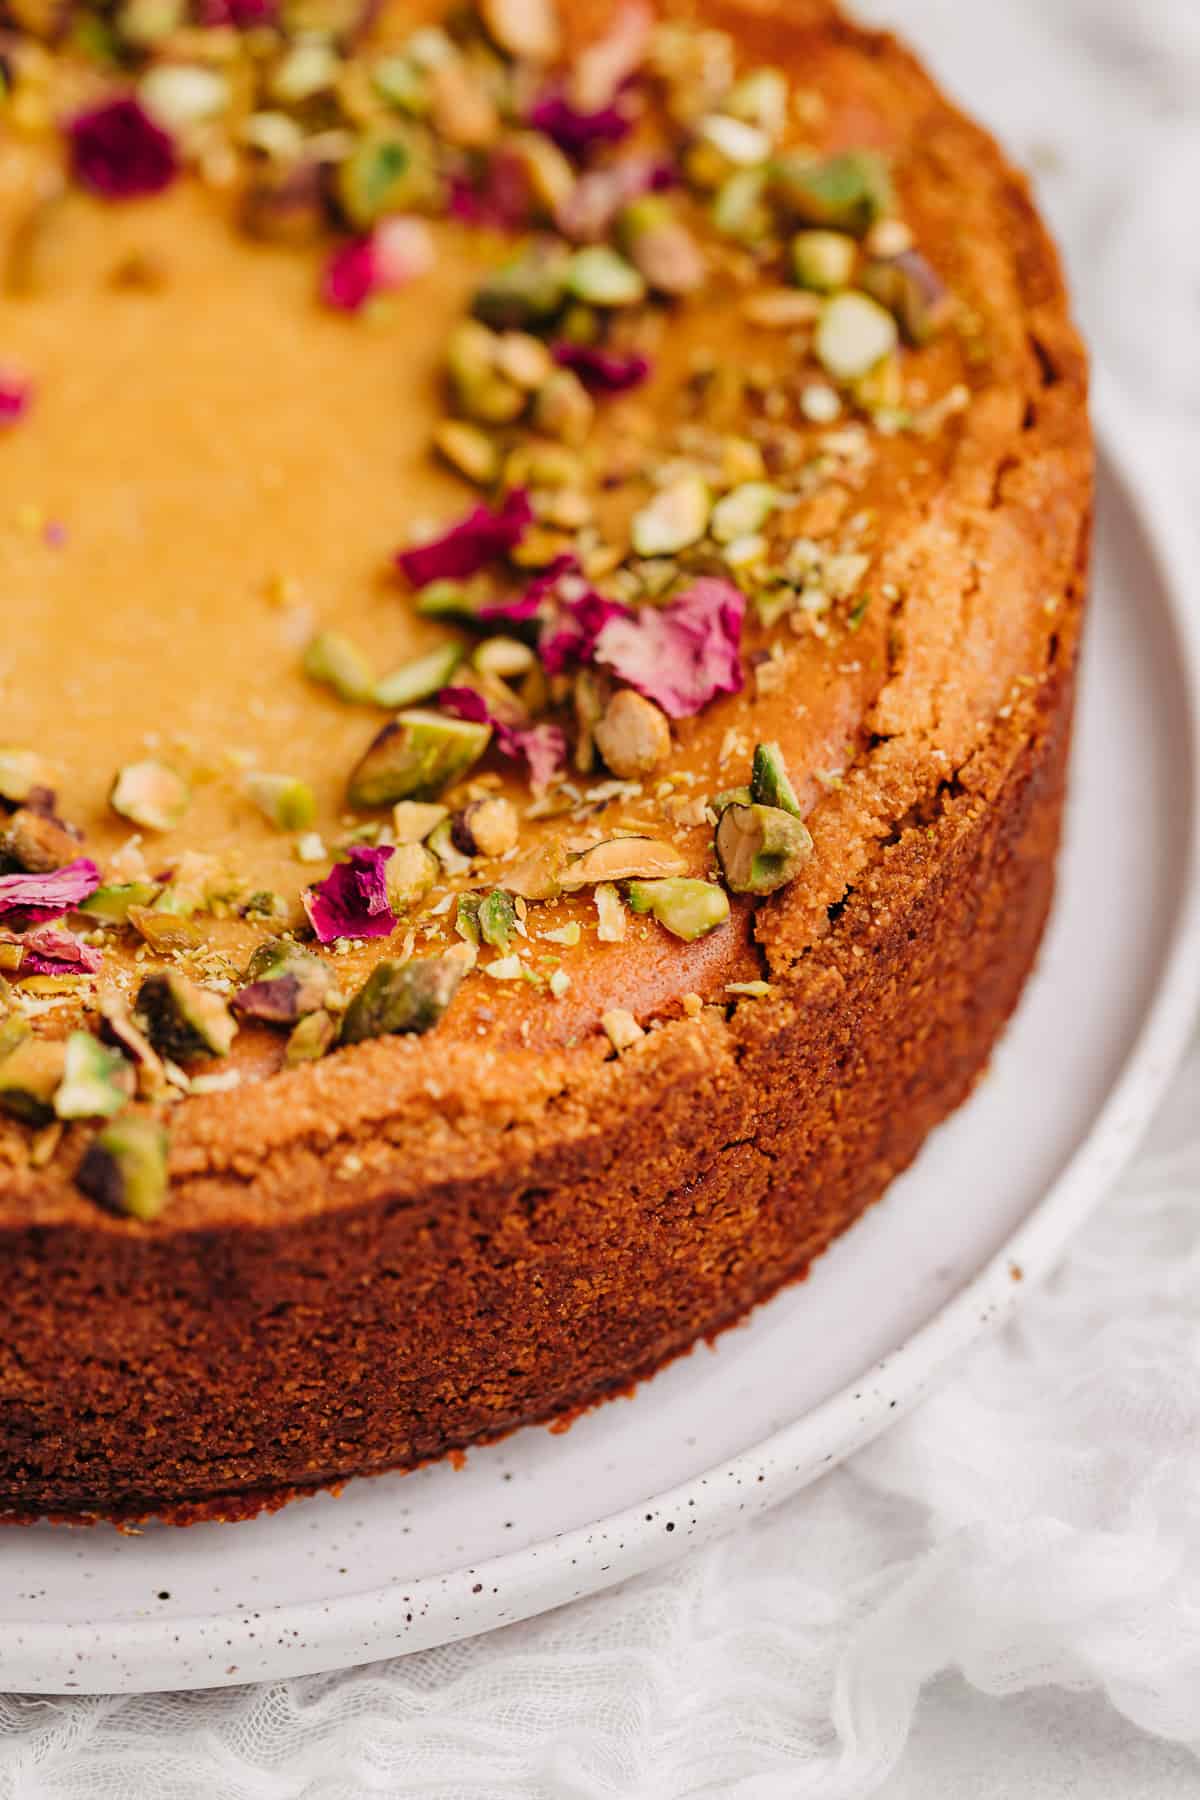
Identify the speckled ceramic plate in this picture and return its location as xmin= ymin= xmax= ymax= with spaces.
xmin=3 ymin=392 xmax=1198 ymax=1696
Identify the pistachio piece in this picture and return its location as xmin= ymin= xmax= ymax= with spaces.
xmin=715 ymin=802 xmax=813 ymax=895
xmin=710 ymin=482 xmax=780 ymax=545
xmin=505 ymin=838 xmax=567 ymax=900
xmin=233 ymin=940 xmax=338 ymax=1026
xmin=416 ymin=577 xmax=488 ymax=619
xmin=336 ymin=125 xmax=436 ymax=229
xmin=479 ymin=0 xmax=559 ymax=60
xmin=617 ymin=196 xmax=705 ymax=295
xmin=631 ymin=474 xmax=711 ymax=557
xmin=724 ymin=67 xmax=788 ymax=137
xmin=712 ymin=167 xmax=772 ymax=245
xmin=76 ymin=1115 xmax=170 ymax=1222
xmin=303 ymin=630 xmax=376 ymax=703
xmin=246 ymin=774 xmax=317 ymax=833
xmin=452 ymin=795 xmax=519 ymax=858
xmin=473 ymin=636 xmax=536 ymax=680
xmin=503 ymin=131 xmax=576 ymax=218
xmin=0 ymin=807 xmax=80 ymax=874
xmin=384 ymin=841 xmax=438 ymax=910
xmin=446 ymin=320 xmax=525 ymax=426
xmin=0 ymin=749 xmax=44 ymax=807
xmin=0 ymin=1036 xmax=67 ymax=1125
xmin=860 ymin=250 xmax=949 ymax=346
xmin=594 ymin=881 xmax=626 ymax=942
xmin=769 ymin=149 xmax=892 ymax=236
xmin=790 ymin=229 xmax=857 ymax=293
xmin=392 ymin=800 xmax=448 ymax=844
xmin=139 ymin=64 xmax=230 ymax=130
xmin=592 ymin=690 xmax=672 ymax=779
xmin=626 ymin=877 xmax=730 ymax=941
xmin=284 ymin=1009 xmax=338 ymax=1066
xmin=694 ymin=113 xmax=772 ymax=172
xmin=126 ymin=905 xmax=205 ymax=954
xmin=110 ymin=760 xmax=190 ymax=834
xmin=373 ymin=643 xmax=464 ymax=710
xmin=340 ymin=954 xmax=464 ymax=1042
xmin=426 ymin=815 xmax=473 ymax=876
xmin=97 ymin=991 xmax=169 ymax=1102
xmin=54 ymin=1031 xmax=133 ymax=1121
xmin=561 ymin=836 xmax=689 ymax=889
xmin=565 ymin=245 xmax=646 ymax=309
xmin=602 ymin=1007 xmax=644 ymax=1053
xmin=79 ymin=881 xmax=160 ymax=924
xmin=459 ymin=887 xmax=516 ymax=949
xmin=750 ymin=741 xmax=802 ymax=816
xmin=814 ymin=291 xmax=899 ymax=383
xmin=434 ymin=419 xmax=501 ymax=486
xmin=533 ymin=368 xmax=595 ymax=447
xmin=472 ymin=239 xmax=572 ymax=332
xmin=135 ymin=971 xmax=237 ymax=1061
xmin=347 ymin=709 xmax=492 ymax=808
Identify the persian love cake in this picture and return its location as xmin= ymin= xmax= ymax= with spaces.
xmin=0 ymin=0 xmax=1089 ymax=1522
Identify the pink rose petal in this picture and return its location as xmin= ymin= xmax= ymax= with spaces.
xmin=0 ymin=859 xmax=101 ymax=927
xmin=554 ymin=155 xmax=675 ymax=242
xmin=303 ymin=845 xmax=396 ymax=944
xmin=551 ymin=341 xmax=651 ymax=391
xmin=438 ymin=688 xmax=566 ymax=792
xmin=68 ymin=97 xmax=177 ymax=200
xmin=321 ymin=217 xmax=435 ymax=313
xmin=447 ymin=153 xmax=534 ymax=233
xmin=0 ymin=373 xmax=33 ymax=427
xmin=594 ymin=577 xmax=746 ymax=718
xmin=527 ymin=91 xmax=633 ymax=160
xmin=397 ymin=490 xmax=533 ymax=588
xmin=18 ymin=926 xmax=104 ymax=978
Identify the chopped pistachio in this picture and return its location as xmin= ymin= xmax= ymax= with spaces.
xmin=385 ymin=840 xmax=438 ymax=909
xmin=79 ymin=881 xmax=160 ymax=923
xmin=534 ymin=368 xmax=595 ymax=447
xmin=303 ymin=630 xmax=376 ymax=703
xmin=475 ymin=887 xmax=517 ymax=948
xmin=0 ymin=1037 xmax=66 ymax=1126
xmin=631 ymin=474 xmax=711 ymax=557
xmin=392 ymin=800 xmax=449 ymax=844
xmin=790 ymin=229 xmax=857 ymax=293
xmin=284 ymin=1008 xmax=338 ymax=1065
xmin=54 ymin=1031 xmax=133 ymax=1121
xmin=715 ymin=802 xmax=813 ymax=895
xmin=233 ymin=939 xmax=339 ymax=1025
xmin=0 ymin=749 xmax=44 ymax=806
xmin=566 ymin=245 xmax=647 ymax=309
xmin=860 ymin=250 xmax=949 ymax=345
xmin=593 ymin=690 xmax=672 ymax=779
xmin=373 ymin=642 xmax=464 ymax=710
xmin=815 ymin=291 xmax=899 ymax=382
xmin=626 ymin=877 xmax=730 ymax=941
xmin=712 ymin=166 xmax=773 ymax=245
xmin=246 ymin=773 xmax=317 ymax=833
xmin=548 ymin=967 xmax=570 ymax=999
xmin=724 ymin=67 xmax=788 ymax=136
xmin=434 ymin=419 xmax=501 ymax=486
xmin=416 ymin=577 xmax=488 ymax=618
xmin=710 ymin=482 xmax=779 ymax=545
xmin=561 ymin=837 xmax=689 ymax=888
xmin=76 ymin=1114 xmax=170 ymax=1221
xmin=1 ymin=807 xmax=81 ymax=874
xmin=482 ymin=953 xmax=524 ymax=980
xmin=617 ymin=196 xmax=705 ymax=295
xmin=295 ymin=832 xmax=328 ymax=865
xmin=372 ymin=54 xmax=429 ymax=114
xmin=542 ymin=920 xmax=581 ymax=947
xmin=473 ymin=636 xmax=535 ymax=680
xmin=340 ymin=954 xmax=464 ymax=1042
xmin=135 ymin=971 xmax=237 ymax=1061
xmin=139 ymin=64 xmax=229 ymax=130
xmin=594 ymin=881 xmax=626 ymax=942
xmin=478 ymin=0 xmax=559 ymax=60
xmin=769 ymin=149 xmax=892 ymax=236
xmin=336 ymin=125 xmax=435 ymax=228
xmin=505 ymin=838 xmax=567 ymax=900
xmin=726 ymin=979 xmax=772 ymax=998
xmin=126 ymin=905 xmax=204 ymax=953
xmin=495 ymin=331 xmax=555 ymax=390
xmin=503 ymin=131 xmax=576 ymax=217
xmin=97 ymin=992 xmax=169 ymax=1102
xmin=452 ymin=795 xmax=519 ymax=858
xmin=110 ymin=760 xmax=189 ymax=834
xmin=742 ymin=287 xmax=821 ymax=330
xmin=269 ymin=40 xmax=338 ymax=105
xmin=853 ymin=350 xmax=903 ymax=413
xmin=750 ymin=741 xmax=802 ymax=816
xmin=447 ymin=320 xmax=525 ymax=425
xmin=602 ymin=1007 xmax=644 ymax=1053
xmin=472 ymin=239 xmax=572 ymax=332
xmin=695 ymin=112 xmax=772 ymax=171
xmin=347 ymin=708 xmax=492 ymax=808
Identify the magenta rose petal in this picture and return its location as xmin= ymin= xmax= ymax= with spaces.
xmin=438 ymin=689 xmax=566 ymax=793
xmin=0 ymin=373 xmax=33 ymax=427
xmin=303 ymin=846 xmax=397 ymax=944
xmin=551 ymin=341 xmax=651 ymax=392
xmin=68 ymin=96 xmax=178 ymax=200
xmin=527 ymin=91 xmax=633 ymax=160
xmin=594 ymin=577 xmax=746 ymax=718
xmin=18 ymin=927 xmax=104 ymax=978
xmin=0 ymin=859 xmax=101 ymax=928
xmin=397 ymin=490 xmax=533 ymax=588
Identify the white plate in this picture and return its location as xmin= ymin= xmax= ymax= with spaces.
xmin=3 ymin=395 xmax=1199 ymax=1695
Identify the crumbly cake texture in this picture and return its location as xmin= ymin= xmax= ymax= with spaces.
xmin=0 ymin=0 xmax=1090 ymax=1520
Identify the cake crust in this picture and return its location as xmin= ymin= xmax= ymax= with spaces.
xmin=0 ymin=0 xmax=1091 ymax=1522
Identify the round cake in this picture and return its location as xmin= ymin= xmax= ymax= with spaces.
xmin=0 ymin=0 xmax=1090 ymax=1522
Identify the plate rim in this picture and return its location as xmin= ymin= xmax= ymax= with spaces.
xmin=10 ymin=387 xmax=1200 ymax=1692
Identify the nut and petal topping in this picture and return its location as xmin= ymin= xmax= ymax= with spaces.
xmin=76 ymin=1115 xmax=171 ymax=1222
xmin=304 ymin=845 xmax=397 ymax=942
xmin=348 ymin=709 xmax=493 ymax=808
xmin=715 ymin=802 xmax=814 ymax=896
xmin=340 ymin=955 xmax=465 ymax=1043
xmin=625 ymin=877 xmax=730 ymax=941
xmin=560 ymin=836 xmax=689 ymax=889
xmin=136 ymin=971 xmax=238 ymax=1061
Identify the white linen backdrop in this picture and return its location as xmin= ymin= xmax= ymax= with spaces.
xmin=2 ymin=0 xmax=1199 ymax=1792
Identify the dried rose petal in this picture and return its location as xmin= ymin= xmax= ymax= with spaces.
xmin=0 ymin=373 xmax=33 ymax=427
xmin=321 ymin=217 xmax=436 ymax=313
xmin=69 ymin=97 xmax=178 ymax=201
xmin=438 ymin=687 xmax=566 ymax=792
xmin=195 ymin=0 xmax=276 ymax=24
xmin=19 ymin=926 xmax=103 ymax=978
xmin=398 ymin=490 xmax=533 ymax=588
xmin=554 ymin=155 xmax=674 ymax=242
xmin=303 ymin=845 xmax=396 ymax=944
xmin=447 ymin=153 xmax=533 ymax=233
xmin=478 ymin=553 xmax=579 ymax=628
xmin=551 ymin=341 xmax=651 ymax=391
xmin=0 ymin=859 xmax=100 ymax=927
xmin=539 ymin=586 xmax=630 ymax=677
xmin=594 ymin=577 xmax=745 ymax=718
xmin=527 ymin=91 xmax=633 ymax=160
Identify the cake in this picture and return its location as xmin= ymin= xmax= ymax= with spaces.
xmin=0 ymin=0 xmax=1090 ymax=1522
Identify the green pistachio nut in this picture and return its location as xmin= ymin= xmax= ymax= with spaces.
xmin=246 ymin=773 xmax=317 ymax=833
xmin=565 ymin=244 xmax=647 ymax=309
xmin=476 ymin=887 xmax=516 ymax=948
xmin=446 ymin=320 xmax=526 ymax=425
xmin=451 ymin=795 xmax=519 ymax=858
xmin=472 ymin=239 xmax=572 ymax=331
xmin=340 ymin=954 xmax=464 ymax=1042
xmin=135 ymin=970 xmax=238 ymax=1061
xmin=79 ymin=881 xmax=161 ymax=923
xmin=712 ymin=167 xmax=772 ymax=245
xmin=625 ymin=877 xmax=730 ymax=941
xmin=710 ymin=481 xmax=779 ymax=545
xmin=54 ymin=1031 xmax=134 ymax=1121
xmin=348 ymin=708 xmax=492 ymax=808
xmin=860 ymin=250 xmax=949 ymax=346
xmin=715 ymin=801 xmax=813 ymax=895
xmin=790 ymin=229 xmax=857 ymax=293
xmin=415 ymin=577 xmax=488 ymax=619
xmin=391 ymin=800 xmax=448 ymax=843
xmin=371 ymin=53 xmax=430 ymax=115
xmin=617 ymin=196 xmax=705 ymax=295
xmin=533 ymin=367 xmax=594 ymax=447
xmin=384 ymin=840 xmax=438 ymax=909
xmin=336 ymin=124 xmax=436 ymax=228
xmin=373 ymin=642 xmax=464 ymax=710
xmin=750 ymin=741 xmax=802 ymax=816
xmin=303 ymin=630 xmax=376 ymax=703
xmin=814 ymin=290 xmax=899 ymax=383
xmin=723 ymin=67 xmax=788 ymax=137
xmin=234 ymin=939 xmax=339 ymax=1025
xmin=110 ymin=760 xmax=190 ymax=833
xmin=284 ymin=1008 xmax=338 ymax=1065
xmin=434 ymin=419 xmax=502 ymax=485
xmin=425 ymin=814 xmax=473 ymax=874
xmin=503 ymin=130 xmax=575 ymax=216
xmin=769 ymin=149 xmax=892 ymax=236
xmin=631 ymin=474 xmax=712 ymax=557
xmin=76 ymin=1114 xmax=170 ymax=1222
xmin=0 ymin=1034 xmax=65 ymax=1125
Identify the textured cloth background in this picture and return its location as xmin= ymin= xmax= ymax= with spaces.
xmin=2 ymin=0 xmax=1199 ymax=1792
